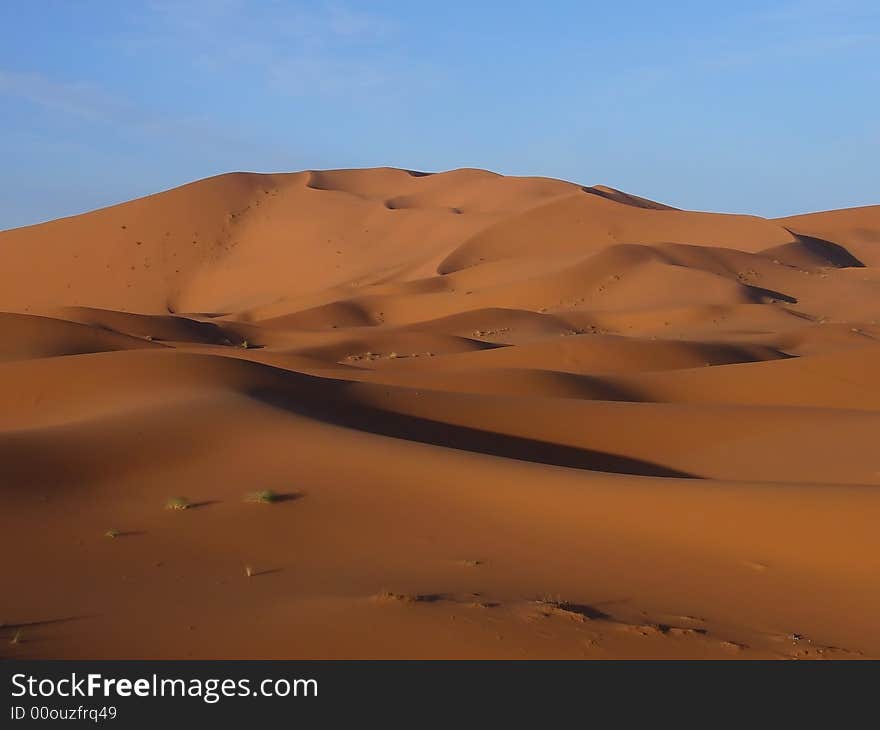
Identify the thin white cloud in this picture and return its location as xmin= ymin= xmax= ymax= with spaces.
xmin=748 ymin=0 xmax=880 ymax=26
xmin=0 ymin=1 xmax=419 ymax=145
xmin=0 ymin=69 xmax=128 ymax=121
xmin=702 ymin=32 xmax=880 ymax=71
xmin=610 ymin=3 xmax=880 ymax=89
xmin=0 ymin=66 xmax=295 ymax=168
xmin=120 ymin=0 xmax=403 ymax=96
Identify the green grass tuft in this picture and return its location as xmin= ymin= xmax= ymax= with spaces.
xmin=164 ymin=496 xmax=191 ymax=511
xmin=244 ymin=490 xmax=281 ymax=504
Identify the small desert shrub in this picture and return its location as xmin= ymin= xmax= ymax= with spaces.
xmin=469 ymin=601 xmax=499 ymax=609
xmin=373 ymin=591 xmax=414 ymax=603
xmin=244 ymin=490 xmax=281 ymax=504
xmin=165 ymin=496 xmax=191 ymax=511
xmin=105 ymin=529 xmax=120 ymax=538
xmin=240 ymin=339 xmax=250 ymax=349
xmin=10 ymin=630 xmax=22 ymax=645
xmin=372 ymin=591 xmax=439 ymax=604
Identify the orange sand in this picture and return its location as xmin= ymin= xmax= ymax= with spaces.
xmin=2 ymin=168 xmax=879 ymax=659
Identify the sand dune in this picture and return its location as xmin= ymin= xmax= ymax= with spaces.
xmin=2 ymin=168 xmax=879 ymax=659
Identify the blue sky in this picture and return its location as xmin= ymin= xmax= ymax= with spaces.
xmin=1 ymin=1 xmax=878 ymax=229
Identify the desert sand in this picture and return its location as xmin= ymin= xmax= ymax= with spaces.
xmin=2 ymin=167 xmax=879 ymax=659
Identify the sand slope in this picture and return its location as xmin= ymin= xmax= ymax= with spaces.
xmin=2 ymin=168 xmax=879 ymax=659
